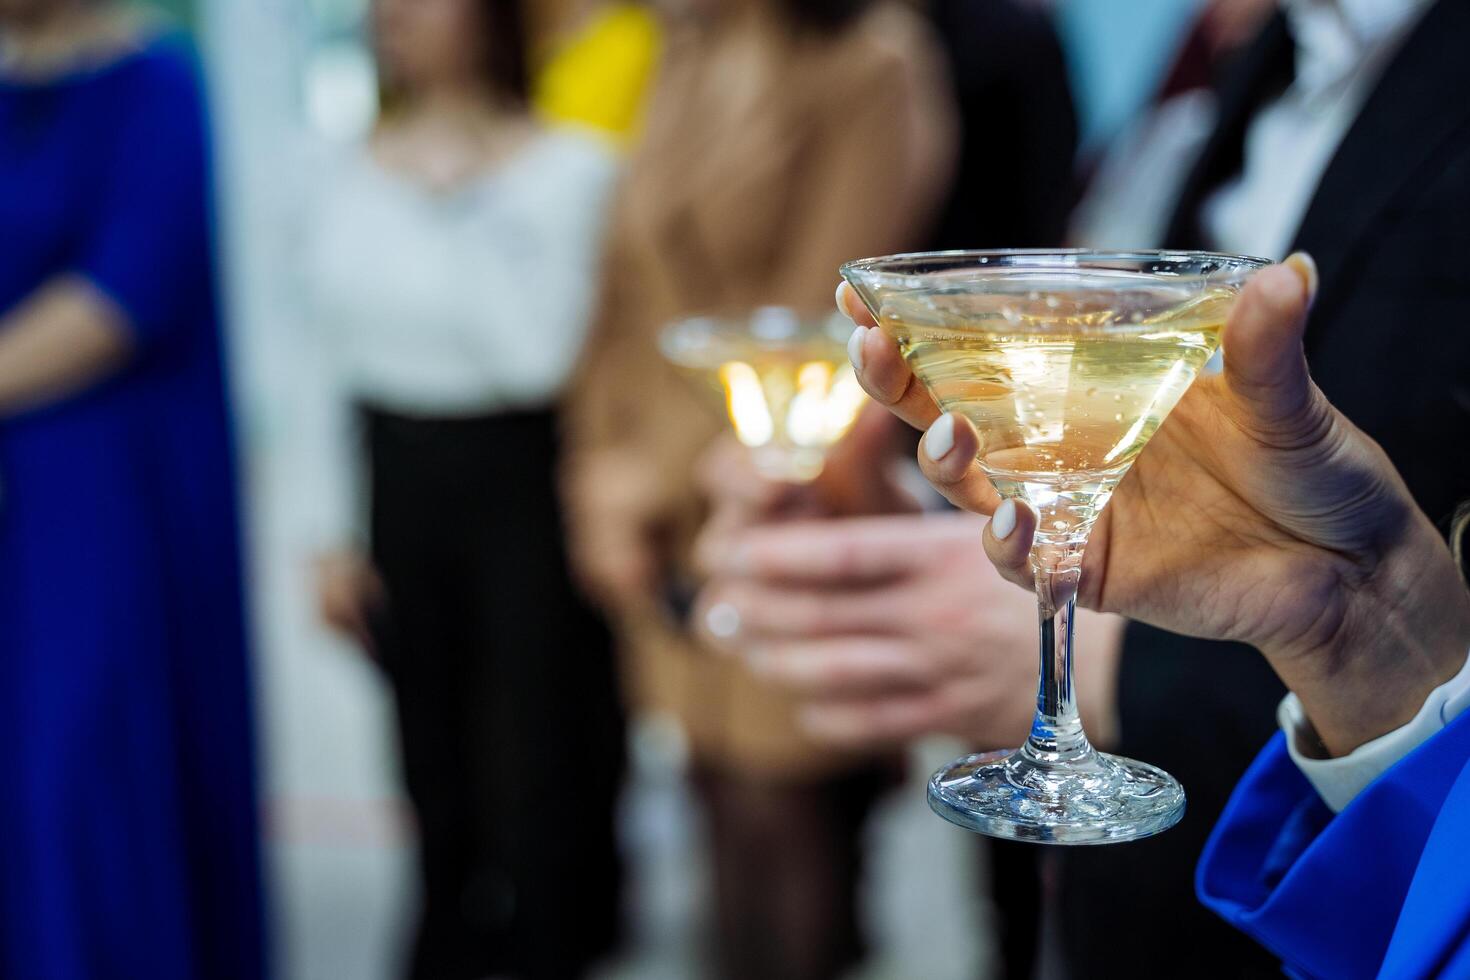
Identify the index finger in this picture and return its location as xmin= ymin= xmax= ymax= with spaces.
xmin=836 ymin=281 xmax=877 ymax=327
xmin=837 ymin=282 xmax=942 ymax=431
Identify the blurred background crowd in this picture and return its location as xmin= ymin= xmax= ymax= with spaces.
xmin=2 ymin=0 xmax=1466 ymax=978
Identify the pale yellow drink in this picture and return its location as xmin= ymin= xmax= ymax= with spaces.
xmin=882 ymin=284 xmax=1231 ymax=533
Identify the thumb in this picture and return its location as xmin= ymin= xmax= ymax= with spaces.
xmin=830 ymin=400 xmax=897 ymax=465
xmin=815 ymin=401 xmax=903 ymax=514
xmin=1221 ymin=253 xmax=1320 ymax=442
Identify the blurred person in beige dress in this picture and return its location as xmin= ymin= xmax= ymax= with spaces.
xmin=562 ymin=0 xmax=955 ymax=973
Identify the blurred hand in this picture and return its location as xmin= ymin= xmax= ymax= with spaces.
xmin=839 ymin=257 xmax=1470 ymax=755
xmin=562 ymin=447 xmax=666 ymax=610
xmin=314 ymin=548 xmax=385 ymax=655
xmin=693 ymin=402 xmax=918 ymax=577
xmin=694 ymin=512 xmax=1124 ymax=751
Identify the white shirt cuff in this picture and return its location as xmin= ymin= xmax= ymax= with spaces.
xmin=1280 ymin=645 xmax=1470 ymax=812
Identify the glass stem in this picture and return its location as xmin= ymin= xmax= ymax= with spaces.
xmin=1021 ymin=533 xmax=1093 ymax=765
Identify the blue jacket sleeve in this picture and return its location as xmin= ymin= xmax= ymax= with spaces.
xmin=1197 ymin=710 xmax=1470 ymax=979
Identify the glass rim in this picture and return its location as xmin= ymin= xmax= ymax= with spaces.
xmin=839 ymin=248 xmax=1274 ymax=283
xmin=658 ymin=307 xmax=849 ymax=357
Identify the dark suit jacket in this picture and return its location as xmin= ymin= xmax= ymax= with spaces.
xmin=924 ymin=0 xmax=1077 ymax=249
xmin=1062 ymin=3 xmax=1470 ymax=976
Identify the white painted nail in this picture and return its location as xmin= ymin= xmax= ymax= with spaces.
xmin=745 ymin=648 xmax=772 ymax=675
xmin=847 ymin=325 xmax=867 ymax=372
xmin=798 ymin=706 xmax=832 ymax=733
xmin=835 ymin=282 xmax=852 ymax=320
xmin=991 ymin=499 xmax=1017 ymax=540
xmin=1286 ymin=251 xmax=1319 ymax=308
xmin=728 ymin=542 xmax=753 ymax=576
xmin=924 ymin=413 xmax=955 ymax=462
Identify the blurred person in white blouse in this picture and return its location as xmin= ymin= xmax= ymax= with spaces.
xmin=297 ymin=0 xmax=625 ymax=976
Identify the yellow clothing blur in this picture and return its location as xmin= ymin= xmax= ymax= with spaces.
xmin=533 ymin=3 xmax=661 ymax=145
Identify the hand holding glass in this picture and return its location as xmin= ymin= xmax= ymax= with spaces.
xmin=841 ymin=250 xmax=1269 ymax=844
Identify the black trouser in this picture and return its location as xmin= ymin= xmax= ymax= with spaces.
xmin=366 ymin=407 xmax=625 ymax=980
xmin=990 ymin=840 xmax=1042 ymax=980
xmin=692 ymin=763 xmax=895 ymax=980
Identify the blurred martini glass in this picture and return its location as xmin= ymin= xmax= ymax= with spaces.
xmin=842 ymin=249 xmax=1269 ymax=844
xmin=660 ymin=307 xmax=867 ymax=483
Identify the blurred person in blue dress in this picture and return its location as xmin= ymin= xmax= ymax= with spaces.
xmin=298 ymin=0 xmax=625 ymax=976
xmin=0 ymin=1 xmax=265 ymax=979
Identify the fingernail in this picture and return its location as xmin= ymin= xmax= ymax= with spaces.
xmin=835 ymin=282 xmax=852 ymax=321
xmin=728 ymin=542 xmax=753 ymax=575
xmin=991 ymin=498 xmax=1017 ymax=540
xmin=798 ymin=706 xmax=830 ymax=733
xmin=847 ymin=325 xmax=867 ymax=372
xmin=705 ymin=601 xmax=741 ymax=640
xmin=924 ymin=413 xmax=955 ymax=462
xmin=1285 ymin=252 xmax=1318 ymax=309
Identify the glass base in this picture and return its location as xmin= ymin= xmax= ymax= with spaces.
xmin=928 ymin=746 xmax=1185 ymax=845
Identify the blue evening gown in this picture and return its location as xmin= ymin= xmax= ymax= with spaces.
xmin=0 ymin=33 xmax=265 ymax=980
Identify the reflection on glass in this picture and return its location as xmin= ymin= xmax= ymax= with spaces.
xmin=661 ymin=307 xmax=866 ymax=482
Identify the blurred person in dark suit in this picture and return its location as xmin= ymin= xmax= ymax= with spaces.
xmin=1065 ymin=0 xmax=1470 ymax=974
xmin=299 ymin=0 xmax=624 ymax=976
xmin=560 ymin=0 xmax=955 ymax=973
xmin=0 ymin=1 xmax=264 ymax=978
xmin=693 ymin=0 xmax=1470 ymax=976
xmin=1070 ymin=0 xmax=1277 ymax=249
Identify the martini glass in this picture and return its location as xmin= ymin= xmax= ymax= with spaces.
xmin=660 ymin=307 xmax=867 ymax=483
xmin=841 ymin=249 xmax=1269 ymax=844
